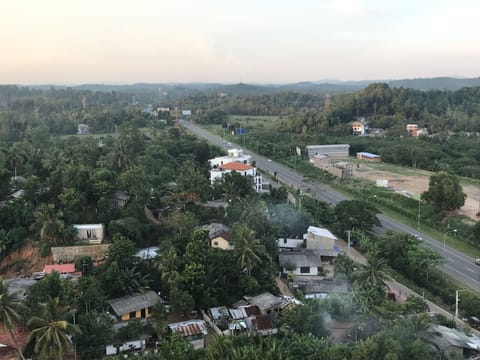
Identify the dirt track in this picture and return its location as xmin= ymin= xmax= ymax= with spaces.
xmin=353 ymin=164 xmax=479 ymax=221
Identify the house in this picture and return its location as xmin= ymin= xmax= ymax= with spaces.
xmin=43 ymin=263 xmax=80 ymax=276
xmin=278 ymin=249 xmax=323 ymax=276
xmin=304 ymin=226 xmax=337 ymax=251
xmin=277 ymin=237 xmax=304 ymax=250
xmin=208 ymin=148 xmax=251 ymax=168
xmin=352 ymin=121 xmax=365 ymax=136
xmin=356 ymin=152 xmax=382 ymax=162
xmin=77 ymin=124 xmax=89 ymax=135
xmin=427 ymin=325 xmax=480 ymax=359
xmin=243 ymin=292 xmax=283 ymax=315
xmin=182 ymin=109 xmax=192 ymax=116
xmin=302 ymin=279 xmax=350 ymax=298
xmin=168 ymin=320 xmax=208 ymax=350
xmin=108 ymin=291 xmax=160 ymax=321
xmin=245 ymin=314 xmax=277 ymax=335
xmin=108 ymin=190 xmax=130 ymax=209
xmin=406 ymin=124 xmax=418 ymax=137
xmin=106 ymin=338 xmax=147 ymax=356
xmin=210 ymin=162 xmax=257 ymax=184
xmin=200 ymin=223 xmax=233 ymax=250
xmin=73 ymin=224 xmax=105 ymax=244
xmin=306 ymin=144 xmax=350 ymax=159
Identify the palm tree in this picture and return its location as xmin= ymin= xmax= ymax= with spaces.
xmin=0 ymin=278 xmax=27 ymax=360
xmin=232 ymin=224 xmax=264 ymax=276
xmin=352 ymin=254 xmax=391 ymax=290
xmin=158 ymin=246 xmax=180 ymax=289
xmin=32 ymin=204 xmax=65 ymax=244
xmin=27 ymin=296 xmax=80 ymax=360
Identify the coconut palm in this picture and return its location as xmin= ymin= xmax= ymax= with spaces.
xmin=27 ymin=296 xmax=80 ymax=360
xmin=158 ymin=246 xmax=180 ymax=289
xmin=0 ymin=277 xmax=27 ymax=360
xmin=232 ymin=224 xmax=264 ymax=276
xmin=352 ymin=254 xmax=391 ymax=290
xmin=32 ymin=203 xmax=65 ymax=244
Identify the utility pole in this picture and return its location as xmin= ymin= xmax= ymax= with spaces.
xmin=347 ymin=230 xmax=351 ymax=257
xmin=455 ymin=289 xmax=466 ymax=320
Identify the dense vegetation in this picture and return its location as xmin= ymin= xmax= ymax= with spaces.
xmin=0 ymin=84 xmax=479 ymax=359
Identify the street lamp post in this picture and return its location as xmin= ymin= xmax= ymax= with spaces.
xmin=443 ymin=229 xmax=457 ymax=267
xmin=417 ymin=200 xmax=421 ymax=230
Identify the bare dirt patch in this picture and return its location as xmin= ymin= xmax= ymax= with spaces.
xmin=353 ymin=164 xmax=479 ymax=221
xmin=0 ymin=242 xmax=52 ymax=278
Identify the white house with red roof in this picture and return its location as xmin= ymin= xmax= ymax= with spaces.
xmin=208 ymin=148 xmax=251 ymax=168
xmin=210 ymin=162 xmax=257 ymax=183
xmin=209 ymin=149 xmax=269 ymax=193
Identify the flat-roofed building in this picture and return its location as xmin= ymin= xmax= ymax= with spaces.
xmin=306 ymin=144 xmax=350 ymax=158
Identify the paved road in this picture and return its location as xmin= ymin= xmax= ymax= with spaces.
xmin=181 ymin=120 xmax=480 ymax=291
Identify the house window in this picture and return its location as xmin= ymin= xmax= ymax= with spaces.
xmin=129 ymin=311 xmax=136 ymax=319
xmin=213 ymin=241 xmax=219 ymax=247
xmin=300 ymin=267 xmax=310 ymax=274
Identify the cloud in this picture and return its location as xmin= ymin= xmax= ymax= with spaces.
xmin=327 ymin=0 xmax=367 ymax=16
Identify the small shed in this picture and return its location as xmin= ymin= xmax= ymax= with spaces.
xmin=168 ymin=320 xmax=208 ymax=349
xmin=73 ymin=224 xmax=105 ymax=244
xmin=356 ymin=152 xmax=381 ymax=162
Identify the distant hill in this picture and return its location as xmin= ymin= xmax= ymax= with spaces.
xmin=387 ymin=77 xmax=480 ymax=91
xmin=26 ymin=77 xmax=480 ymax=96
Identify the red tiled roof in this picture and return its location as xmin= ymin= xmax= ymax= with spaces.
xmin=43 ymin=263 xmax=76 ymax=274
xmin=219 ymin=162 xmax=254 ymax=171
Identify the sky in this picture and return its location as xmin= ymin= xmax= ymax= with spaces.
xmin=0 ymin=0 xmax=479 ymax=84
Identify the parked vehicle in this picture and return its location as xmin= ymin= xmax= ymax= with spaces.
xmin=467 ymin=316 xmax=480 ymax=329
xmin=475 ymin=258 xmax=480 ymax=266
xmin=412 ymin=234 xmax=423 ymax=242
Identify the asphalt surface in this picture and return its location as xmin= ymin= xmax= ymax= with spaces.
xmin=181 ymin=120 xmax=480 ymax=291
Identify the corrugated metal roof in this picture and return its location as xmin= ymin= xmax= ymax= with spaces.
xmin=209 ymin=306 xmax=229 ymax=320
xmin=168 ymin=320 xmax=208 ymax=336
xmin=108 ymin=291 xmax=160 ymax=317
xmin=306 ymin=226 xmax=337 ymax=240
xmin=356 ymin=152 xmax=381 ymax=158
xmin=228 ymin=307 xmax=248 ymax=320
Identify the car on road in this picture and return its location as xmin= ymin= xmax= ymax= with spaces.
xmin=475 ymin=258 xmax=480 ymax=266
xmin=412 ymin=234 xmax=423 ymax=242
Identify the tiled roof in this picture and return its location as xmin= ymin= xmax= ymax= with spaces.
xmin=168 ymin=320 xmax=208 ymax=337
xmin=219 ymin=162 xmax=254 ymax=171
xmin=43 ymin=263 xmax=76 ymax=274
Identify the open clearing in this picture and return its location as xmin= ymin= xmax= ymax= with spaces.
xmin=353 ymin=162 xmax=479 ymax=221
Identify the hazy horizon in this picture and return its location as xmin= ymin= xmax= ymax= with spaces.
xmin=1 ymin=0 xmax=479 ymax=84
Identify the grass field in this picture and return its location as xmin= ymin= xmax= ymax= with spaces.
xmin=227 ymin=115 xmax=281 ymax=130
